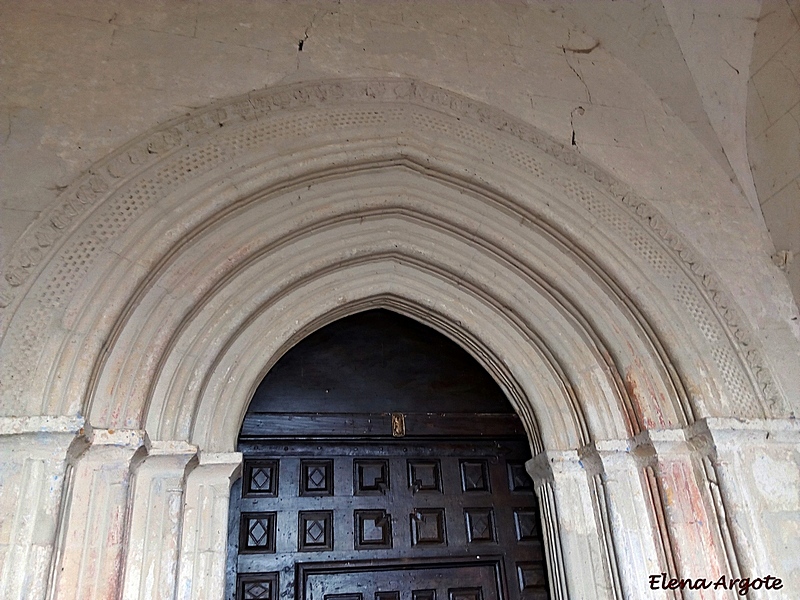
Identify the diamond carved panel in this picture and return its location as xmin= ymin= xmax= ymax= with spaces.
xmin=244 ymin=460 xmax=279 ymax=497
xmin=464 ymin=508 xmax=496 ymax=543
xmin=299 ymin=510 xmax=333 ymax=551
xmin=354 ymin=459 xmax=389 ymax=495
xmin=237 ymin=573 xmax=278 ymax=600
xmin=517 ymin=563 xmax=547 ymax=591
xmin=240 ymin=513 xmax=277 ymax=553
xmin=460 ymin=460 xmax=490 ymax=492
xmin=300 ymin=460 xmax=333 ymax=496
xmin=449 ymin=588 xmax=483 ymax=600
xmin=507 ymin=461 xmax=534 ymax=493
xmin=413 ymin=590 xmax=436 ymax=600
xmin=513 ymin=510 xmax=540 ymax=542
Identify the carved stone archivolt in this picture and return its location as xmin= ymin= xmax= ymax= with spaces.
xmin=0 ymin=78 xmax=785 ymax=449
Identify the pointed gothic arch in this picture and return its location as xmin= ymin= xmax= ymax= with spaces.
xmin=0 ymin=79 xmax=782 ymax=599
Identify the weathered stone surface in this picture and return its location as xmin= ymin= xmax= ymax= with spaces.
xmin=48 ymin=428 xmax=146 ymax=600
xmin=0 ymin=2 xmax=799 ymax=599
xmin=121 ymin=441 xmax=198 ymax=600
xmin=0 ymin=418 xmax=82 ymax=600
xmin=175 ymin=453 xmax=241 ymax=600
xmin=748 ymin=0 xmax=800 ymax=301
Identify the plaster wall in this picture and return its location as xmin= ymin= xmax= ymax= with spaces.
xmin=747 ymin=0 xmax=800 ymax=301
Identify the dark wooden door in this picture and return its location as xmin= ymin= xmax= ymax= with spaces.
xmin=227 ymin=413 xmax=550 ymax=600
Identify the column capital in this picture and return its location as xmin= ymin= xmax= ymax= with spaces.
xmin=148 ymin=439 xmax=198 ymax=456
xmin=198 ymin=450 xmax=242 ymax=465
xmin=530 ymin=430 xmax=695 ymax=478
xmin=85 ymin=426 xmax=148 ymax=447
xmin=586 ymin=439 xmax=635 ymax=473
xmin=195 ymin=450 xmax=243 ymax=478
xmin=631 ymin=427 xmax=690 ymax=460
xmin=69 ymin=426 xmax=148 ymax=464
xmin=526 ymin=448 xmax=591 ymax=483
xmin=134 ymin=440 xmax=198 ymax=475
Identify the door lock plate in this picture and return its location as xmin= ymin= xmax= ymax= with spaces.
xmin=391 ymin=413 xmax=406 ymax=437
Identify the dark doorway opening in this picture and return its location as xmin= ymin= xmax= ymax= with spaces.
xmin=226 ymin=310 xmax=550 ymax=600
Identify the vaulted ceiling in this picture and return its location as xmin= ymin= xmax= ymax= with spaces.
xmin=535 ymin=0 xmax=799 ymax=301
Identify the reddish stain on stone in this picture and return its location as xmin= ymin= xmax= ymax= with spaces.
xmin=625 ymin=368 xmax=668 ymax=430
xmin=659 ymin=460 xmax=725 ymax=585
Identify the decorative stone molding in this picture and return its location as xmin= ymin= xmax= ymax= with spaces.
xmin=121 ymin=441 xmax=198 ymax=600
xmin=0 ymin=418 xmax=84 ymax=600
xmin=524 ymin=424 xmax=800 ymax=600
xmin=175 ymin=452 xmax=242 ymax=600
xmin=48 ymin=428 xmax=147 ymax=600
xmin=690 ymin=418 xmax=800 ymax=592
xmin=526 ymin=450 xmax=620 ymax=600
xmin=533 ymin=480 xmax=570 ymax=600
xmin=0 ymin=78 xmax=783 ymax=430
xmin=690 ymin=417 xmax=800 ymax=448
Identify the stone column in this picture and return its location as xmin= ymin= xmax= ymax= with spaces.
xmin=0 ymin=416 xmax=83 ymax=600
xmin=48 ymin=428 xmax=146 ymax=600
xmin=121 ymin=441 xmax=198 ymax=600
xmin=635 ymin=428 xmax=733 ymax=599
xmin=176 ymin=452 xmax=242 ymax=600
xmin=691 ymin=418 xmax=800 ymax=599
xmin=527 ymin=449 xmax=617 ymax=600
xmin=589 ymin=440 xmax=671 ymax=600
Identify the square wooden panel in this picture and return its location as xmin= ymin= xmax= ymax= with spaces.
xmin=244 ymin=460 xmax=279 ymax=497
xmin=449 ymin=588 xmax=483 ymax=600
xmin=464 ymin=508 xmax=496 ymax=543
xmin=413 ymin=590 xmax=436 ymax=600
xmin=299 ymin=510 xmax=334 ymax=551
xmin=300 ymin=460 xmax=334 ymax=496
xmin=237 ymin=572 xmax=278 ymax=600
xmin=516 ymin=563 xmax=547 ymax=591
xmin=507 ymin=461 xmax=534 ymax=493
xmin=375 ymin=592 xmax=400 ymax=600
xmin=408 ymin=459 xmax=442 ymax=493
xmin=460 ymin=460 xmax=490 ymax=492
xmin=325 ymin=595 xmax=362 ymax=600
xmin=354 ymin=509 xmax=392 ymax=549
xmin=240 ymin=512 xmax=277 ymax=553
xmin=411 ymin=508 xmax=446 ymax=545
xmin=513 ymin=509 xmax=540 ymax=542
xmin=354 ymin=459 xmax=390 ymax=495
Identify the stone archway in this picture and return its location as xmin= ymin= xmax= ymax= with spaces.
xmin=1 ymin=79 xmax=790 ymax=600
